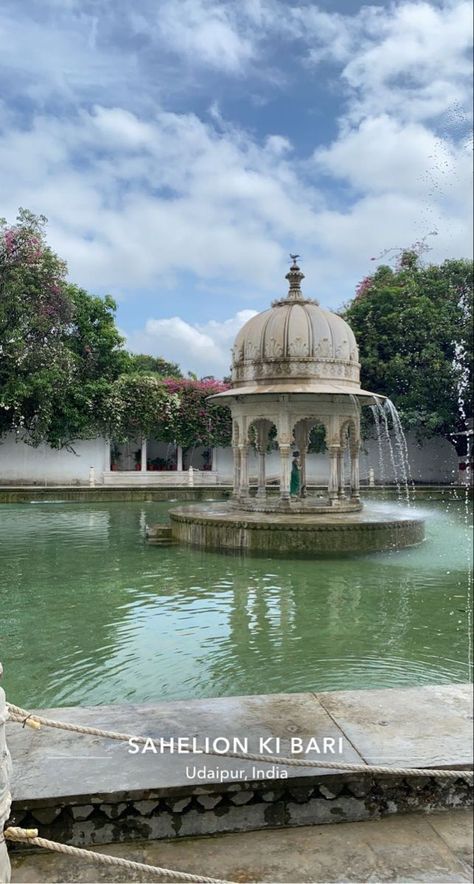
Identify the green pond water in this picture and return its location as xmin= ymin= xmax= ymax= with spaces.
xmin=0 ymin=497 xmax=471 ymax=709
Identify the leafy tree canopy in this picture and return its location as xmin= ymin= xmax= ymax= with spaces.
xmin=343 ymin=252 xmax=473 ymax=442
xmin=0 ymin=210 xmax=230 ymax=450
xmin=104 ymin=375 xmax=179 ymax=443
xmin=161 ymin=379 xmax=232 ymax=450
xmin=1 ymin=209 xmax=75 ymax=446
xmin=0 ymin=211 xmax=132 ymax=447
xmin=128 ymin=353 xmax=182 ymax=378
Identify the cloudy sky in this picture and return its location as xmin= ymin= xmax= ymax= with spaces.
xmin=1 ymin=0 xmax=472 ymax=376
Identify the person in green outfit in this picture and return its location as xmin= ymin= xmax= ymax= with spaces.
xmin=290 ymin=451 xmax=301 ymax=497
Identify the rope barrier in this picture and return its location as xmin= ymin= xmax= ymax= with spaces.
xmin=3 ymin=827 xmax=233 ymax=883
xmin=6 ymin=703 xmax=473 ymax=780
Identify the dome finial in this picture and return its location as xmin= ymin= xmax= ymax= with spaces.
xmin=285 ymin=254 xmax=305 ymax=300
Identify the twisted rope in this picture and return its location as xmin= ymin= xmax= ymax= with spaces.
xmin=6 ymin=703 xmax=472 ymax=780
xmin=3 ymin=828 xmax=232 ymax=882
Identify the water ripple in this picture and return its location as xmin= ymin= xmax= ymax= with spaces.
xmin=0 ymin=498 xmax=471 ymax=708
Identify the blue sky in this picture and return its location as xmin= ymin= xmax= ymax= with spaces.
xmin=1 ymin=0 xmax=472 ymax=376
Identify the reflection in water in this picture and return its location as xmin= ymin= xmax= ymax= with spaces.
xmin=0 ymin=499 xmax=471 ymax=708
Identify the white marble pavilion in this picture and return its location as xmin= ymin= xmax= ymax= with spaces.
xmin=210 ymin=257 xmax=380 ymax=511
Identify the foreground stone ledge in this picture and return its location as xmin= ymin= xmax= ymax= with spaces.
xmin=6 ymin=685 xmax=472 ymax=847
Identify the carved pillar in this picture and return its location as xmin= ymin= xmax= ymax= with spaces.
xmin=239 ymin=445 xmax=249 ymax=498
xmin=257 ymin=451 xmax=266 ymax=498
xmin=256 ymin=421 xmax=271 ymax=499
xmin=337 ymin=448 xmax=345 ymax=498
xmin=350 ymin=443 xmax=361 ymax=500
xmin=277 ymin=407 xmax=292 ymax=503
xmin=104 ymin=438 xmax=111 ymax=471
xmin=232 ymin=446 xmax=241 ymax=498
xmin=176 ymin=445 xmax=183 ymax=472
xmin=279 ymin=444 xmax=292 ymax=501
xmin=140 ymin=438 xmax=147 ymax=472
xmin=294 ymin=421 xmax=309 ymax=494
xmin=328 ymin=445 xmax=340 ymax=501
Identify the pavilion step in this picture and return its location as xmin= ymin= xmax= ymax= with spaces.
xmin=145 ymin=524 xmax=176 ymax=545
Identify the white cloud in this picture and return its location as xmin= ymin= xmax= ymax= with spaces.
xmin=298 ymin=0 xmax=473 ymax=125
xmin=127 ymin=310 xmax=257 ymax=376
xmin=157 ymin=0 xmax=255 ymax=73
xmin=0 ymin=0 xmax=471 ymax=359
xmin=313 ymin=114 xmax=471 ymax=201
xmin=1 ymin=94 xmax=470 ymax=310
xmin=0 ymin=104 xmax=320 ymax=293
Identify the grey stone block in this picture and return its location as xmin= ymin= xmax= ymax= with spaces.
xmin=196 ymin=794 xmax=223 ymax=809
xmin=178 ymin=803 xmax=267 ymax=838
xmin=133 ymin=800 xmax=160 ymax=815
xmin=320 ymin=784 xmax=344 ymax=799
xmin=100 ymin=802 xmax=127 ymax=819
xmin=230 ymin=791 xmax=253 ymax=806
xmin=288 ymin=785 xmax=314 ymax=803
xmin=147 ymin=812 xmax=176 ymax=840
xmin=169 ymin=797 xmax=192 ymax=813
xmin=288 ymin=797 xmax=372 ymax=827
xmin=326 ymin=796 xmax=372 ymax=821
xmin=346 ymin=778 xmax=370 ymax=798
xmin=73 ymin=819 xmax=115 ymax=844
xmin=71 ymin=804 xmax=94 ymax=820
xmin=260 ymin=789 xmax=284 ymax=802
xmin=32 ymin=806 xmax=62 ymax=824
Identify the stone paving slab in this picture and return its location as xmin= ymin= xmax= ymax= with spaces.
xmin=10 ymin=809 xmax=474 ymax=883
xmin=316 ymin=684 xmax=473 ymax=768
xmin=8 ymin=692 xmax=363 ymax=804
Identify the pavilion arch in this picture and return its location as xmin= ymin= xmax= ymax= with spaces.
xmin=290 ymin=418 xmax=328 ymax=496
xmin=248 ymin=418 xmax=277 ymax=451
xmin=338 ymin=417 xmax=361 ymax=501
xmin=340 ymin=417 xmax=359 ymax=449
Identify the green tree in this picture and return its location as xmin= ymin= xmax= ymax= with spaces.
xmin=105 ymin=375 xmax=179 ymax=443
xmin=1 ymin=210 xmax=229 ymax=452
xmin=128 ymin=353 xmax=182 ymax=378
xmin=0 ymin=210 xmax=75 ymax=445
xmin=44 ymin=285 xmax=130 ymax=446
xmin=0 ymin=210 xmax=129 ymax=447
xmin=161 ymin=379 xmax=232 ymax=450
xmin=343 ymin=252 xmax=473 ymax=445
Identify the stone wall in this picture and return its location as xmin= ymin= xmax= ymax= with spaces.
xmin=0 ymin=430 xmax=460 ymax=486
xmin=8 ymin=774 xmax=472 ymax=849
xmin=0 ymin=435 xmax=109 ymax=485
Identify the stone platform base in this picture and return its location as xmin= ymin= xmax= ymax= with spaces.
xmin=6 ymin=685 xmax=472 ymax=848
xmin=228 ymin=495 xmax=362 ymax=514
xmin=169 ymin=503 xmax=425 ymax=554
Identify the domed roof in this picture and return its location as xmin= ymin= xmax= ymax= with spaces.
xmin=230 ymin=258 xmax=361 ymax=393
